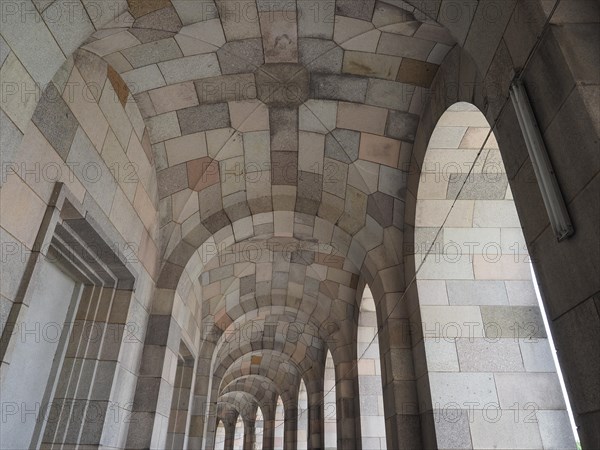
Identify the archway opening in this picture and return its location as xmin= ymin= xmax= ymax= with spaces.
xmin=358 ymin=286 xmax=387 ymax=449
xmin=413 ymin=102 xmax=577 ymax=449
xmin=215 ymin=420 xmax=226 ymax=450
xmin=324 ymin=350 xmax=336 ymax=450
xmin=274 ymin=396 xmax=284 ymax=450
xmin=234 ymin=414 xmax=244 ymax=450
xmin=298 ymin=379 xmax=308 ymax=450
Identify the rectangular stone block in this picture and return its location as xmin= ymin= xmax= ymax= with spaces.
xmin=365 ymin=79 xmax=412 ymax=110
xmin=495 ymin=372 xmax=566 ymax=409
xmin=428 ymin=372 xmax=498 ymax=407
xmin=456 ymin=338 xmax=524 ymax=372
xmin=177 ymin=103 xmax=230 ymax=134
xmin=158 ymin=53 xmax=220 ymax=84
xmin=310 ymin=74 xmax=368 ymax=102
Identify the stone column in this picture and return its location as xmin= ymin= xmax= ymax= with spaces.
xmin=284 ymin=405 xmax=298 ymax=450
xmin=306 ymin=378 xmax=324 ymax=450
xmin=224 ymin=419 xmax=236 ymax=450
xmin=262 ymin=403 xmax=276 ymax=450
xmin=243 ymin=419 xmax=256 ymax=450
xmin=335 ymin=360 xmax=362 ymax=449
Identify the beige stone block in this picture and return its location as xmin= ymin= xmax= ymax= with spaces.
xmin=229 ymin=100 xmax=269 ymax=132
xmin=437 ymin=111 xmax=490 ymax=127
xmin=220 ymin=0 xmax=261 ymax=41
xmin=341 ymin=29 xmax=381 ymax=52
xmin=206 ymin=128 xmax=243 ymax=160
xmin=149 ymin=82 xmax=199 ymax=115
xmin=299 ymin=100 xmax=337 ymax=134
xmin=178 ymin=19 xmax=225 ymax=48
xmin=343 ymin=51 xmax=401 ymax=80
xmin=415 ymin=200 xmax=474 ymax=227
xmin=244 ymin=130 xmax=270 ymax=171
xmin=359 ymin=133 xmax=400 ymax=167
xmin=418 ymin=177 xmax=449 ymax=200
xmin=63 ymin=67 xmax=109 ymax=150
xmin=134 ymin=183 xmax=157 ymax=230
xmin=0 ymin=54 xmax=40 ymax=132
xmin=347 ymin=159 xmax=380 ymax=194
xmin=298 ymin=131 xmax=325 ymax=174
xmin=165 ymin=132 xmax=208 ymax=166
xmin=83 ymin=31 xmax=140 ymax=57
xmin=99 ymin=79 xmax=134 ymax=149
xmin=337 ymin=102 xmax=387 ymax=135
xmin=13 ymin=123 xmax=86 ymax=205
xmin=0 ymin=173 xmax=46 ymax=248
xmin=459 ymin=127 xmax=491 ymax=149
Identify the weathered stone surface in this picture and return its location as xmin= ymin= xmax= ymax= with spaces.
xmin=122 ymin=38 xmax=182 ymax=68
xmin=298 ymin=38 xmax=343 ymax=73
xmin=177 ymin=103 xmax=230 ymax=134
xmin=367 ymin=192 xmax=394 ymax=227
xmin=195 ymin=74 xmax=257 ymax=104
xmin=447 ymin=173 xmax=509 ymax=200
xmin=157 ymin=163 xmax=188 ymax=198
xmin=335 ymin=0 xmax=376 ymax=21
xmin=269 ymin=108 xmax=298 ymax=151
xmin=366 ymin=79 xmax=412 ymax=110
xmin=297 ymin=171 xmax=323 ymax=215
xmin=31 ymin=84 xmax=79 ymax=160
xmin=325 ymin=129 xmax=360 ymax=164
xmin=255 ymin=63 xmax=309 ymax=107
xmin=397 ymin=58 xmax=439 ymax=87
xmin=260 ymin=11 xmax=298 ymax=63
xmin=343 ymin=51 xmax=401 ymax=80
xmin=310 ymin=74 xmax=368 ymax=102
xmin=271 ymin=151 xmax=298 ymax=185
xmin=385 ymin=110 xmax=420 ymax=142
xmin=133 ymin=6 xmax=183 ymax=33
xmin=218 ymin=39 xmax=265 ymax=74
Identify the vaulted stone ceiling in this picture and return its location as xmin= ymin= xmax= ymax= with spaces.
xmin=74 ymin=0 xmax=457 ymax=429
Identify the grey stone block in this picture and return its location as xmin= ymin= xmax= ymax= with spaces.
xmin=133 ymin=6 xmax=183 ymax=33
xmin=270 ymin=108 xmax=298 ymax=151
xmin=310 ymin=74 xmax=368 ymax=102
xmin=366 ymin=79 xmax=412 ymax=111
xmin=432 ymin=409 xmax=472 ymax=449
xmin=367 ymin=192 xmax=394 ymax=227
xmin=495 ymin=372 xmax=566 ymax=409
xmin=447 ymin=280 xmax=509 ymax=306
xmin=325 ymin=129 xmax=360 ymax=164
xmin=335 ymin=0 xmax=376 ymax=20
xmin=447 ymin=173 xmax=509 ymax=200
xmin=177 ymin=103 xmax=230 ymax=134
xmin=386 ymin=110 xmax=420 ymax=142
xmin=202 ymin=210 xmax=231 ymax=234
xmin=128 ymin=28 xmax=175 ymax=44
xmin=298 ymin=38 xmax=343 ymax=73
xmin=218 ymin=39 xmax=265 ymax=74
xmin=157 ymin=164 xmax=188 ymax=199
xmin=0 ymin=35 xmax=9 ymax=67
xmin=537 ymin=410 xmax=577 ymax=449
xmin=240 ymin=274 xmax=256 ymax=296
xmin=256 ymin=63 xmax=309 ymax=107
xmin=271 ymin=151 xmax=297 ymax=185
xmin=32 ymin=83 xmax=79 ymax=160
xmin=456 ymin=338 xmax=524 ymax=372
xmin=378 ymin=165 xmax=407 ymax=200
xmin=297 ymin=171 xmax=322 ymax=215
xmin=481 ymin=306 xmax=547 ymax=339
